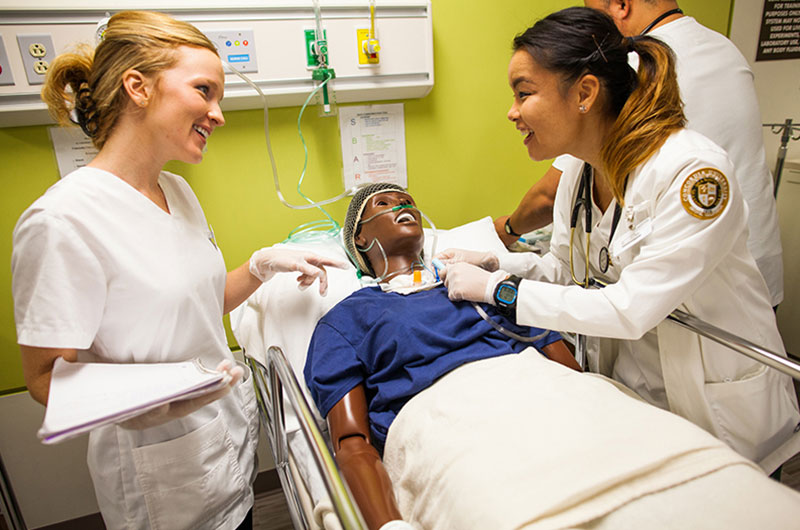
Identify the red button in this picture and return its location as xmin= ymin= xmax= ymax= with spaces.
xmin=243 ymin=40 xmax=249 ymax=46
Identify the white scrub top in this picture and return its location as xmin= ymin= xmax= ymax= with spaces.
xmin=500 ymin=129 xmax=800 ymax=471
xmin=651 ymin=17 xmax=783 ymax=306
xmin=12 ymin=167 xmax=259 ymax=529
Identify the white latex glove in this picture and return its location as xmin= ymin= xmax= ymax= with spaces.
xmin=119 ymin=360 xmax=244 ymax=430
xmin=379 ymin=520 xmax=415 ymax=530
xmin=440 ymin=262 xmax=509 ymax=304
xmin=249 ymin=248 xmax=349 ymax=296
xmin=435 ymin=248 xmax=499 ymax=272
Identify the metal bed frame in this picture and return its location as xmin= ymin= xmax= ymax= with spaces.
xmin=248 ymin=346 xmax=368 ymax=530
xmin=247 ymin=317 xmax=800 ymax=530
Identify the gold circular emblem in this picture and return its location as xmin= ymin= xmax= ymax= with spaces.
xmin=680 ymin=168 xmax=729 ymax=220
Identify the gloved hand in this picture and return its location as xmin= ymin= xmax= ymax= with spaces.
xmin=119 ymin=360 xmax=244 ymax=430
xmin=435 ymin=248 xmax=500 ymax=272
xmin=249 ymin=248 xmax=349 ymax=296
xmin=379 ymin=520 xmax=416 ymax=530
xmin=440 ymin=262 xmax=509 ymax=304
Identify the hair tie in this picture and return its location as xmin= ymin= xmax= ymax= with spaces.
xmin=626 ymin=35 xmax=642 ymax=52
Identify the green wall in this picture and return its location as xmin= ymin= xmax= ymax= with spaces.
xmin=0 ymin=0 xmax=732 ymax=393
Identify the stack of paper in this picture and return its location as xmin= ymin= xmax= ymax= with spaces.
xmin=38 ymin=357 xmax=229 ymax=444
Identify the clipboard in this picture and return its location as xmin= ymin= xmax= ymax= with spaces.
xmin=38 ymin=357 xmax=230 ymax=444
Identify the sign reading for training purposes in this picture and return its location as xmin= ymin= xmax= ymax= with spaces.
xmin=757 ymin=1 xmax=800 ymax=61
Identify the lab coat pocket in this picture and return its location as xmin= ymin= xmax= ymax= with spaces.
xmin=704 ymin=365 xmax=797 ymax=462
xmin=132 ymin=410 xmax=246 ymax=530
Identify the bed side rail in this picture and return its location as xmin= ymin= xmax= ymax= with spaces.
xmin=249 ymin=346 xmax=367 ymax=530
xmin=666 ymin=309 xmax=800 ymax=380
xmin=572 ymin=280 xmax=800 ymax=381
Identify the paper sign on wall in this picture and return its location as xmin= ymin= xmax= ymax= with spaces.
xmin=49 ymin=126 xmax=98 ymax=178
xmin=339 ymin=103 xmax=407 ymax=189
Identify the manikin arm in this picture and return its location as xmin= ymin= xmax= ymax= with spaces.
xmin=541 ymin=339 xmax=582 ymax=372
xmin=328 ymin=385 xmax=402 ymax=530
xmin=494 ymin=165 xmax=562 ymax=247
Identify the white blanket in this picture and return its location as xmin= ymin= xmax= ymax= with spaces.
xmin=383 ymin=348 xmax=759 ymax=530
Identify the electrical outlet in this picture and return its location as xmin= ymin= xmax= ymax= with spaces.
xmin=17 ymin=34 xmax=55 ymax=85
xmin=0 ymin=36 xmax=15 ymax=87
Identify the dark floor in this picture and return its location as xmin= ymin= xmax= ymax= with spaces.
xmin=253 ymin=488 xmax=294 ymax=530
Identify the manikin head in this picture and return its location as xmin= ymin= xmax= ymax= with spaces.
xmin=343 ymin=183 xmax=424 ymax=279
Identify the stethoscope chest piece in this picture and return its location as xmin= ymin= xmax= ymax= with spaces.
xmin=598 ymin=246 xmax=610 ymax=273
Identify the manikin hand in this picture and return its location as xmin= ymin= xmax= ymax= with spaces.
xmin=249 ymin=248 xmax=349 ymax=296
xmin=119 ymin=360 xmax=244 ymax=430
xmin=440 ymin=262 xmax=508 ymax=304
xmin=435 ymin=248 xmax=500 ymax=272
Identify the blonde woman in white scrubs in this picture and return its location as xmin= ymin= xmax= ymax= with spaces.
xmin=11 ymin=11 xmax=343 ymax=530
xmin=440 ymin=7 xmax=800 ymax=474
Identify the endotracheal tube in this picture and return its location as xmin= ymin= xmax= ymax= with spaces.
xmin=353 ymin=205 xmax=439 ymax=284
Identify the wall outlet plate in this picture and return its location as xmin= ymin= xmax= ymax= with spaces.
xmin=16 ymin=34 xmax=55 ymax=86
xmin=305 ymin=29 xmax=328 ymax=68
xmin=205 ymin=29 xmax=258 ymax=73
xmin=0 ymin=36 xmax=15 ymax=87
xmin=356 ymin=28 xmax=380 ymax=66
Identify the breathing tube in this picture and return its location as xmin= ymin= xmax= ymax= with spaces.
xmin=221 ymin=62 xmax=356 ymax=245
xmin=351 ymin=204 xmax=439 ymax=284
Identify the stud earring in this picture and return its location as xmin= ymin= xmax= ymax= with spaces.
xmin=579 ymin=104 xmax=587 ymax=113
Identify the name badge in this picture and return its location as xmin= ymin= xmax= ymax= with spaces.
xmin=609 ymin=217 xmax=652 ymax=259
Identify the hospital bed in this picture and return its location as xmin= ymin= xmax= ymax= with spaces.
xmin=231 ymin=217 xmax=800 ymax=530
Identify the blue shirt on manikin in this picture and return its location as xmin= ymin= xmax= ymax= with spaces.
xmin=304 ymin=284 xmax=561 ymax=449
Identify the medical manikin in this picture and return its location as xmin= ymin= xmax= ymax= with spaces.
xmin=305 ymin=183 xmax=580 ymax=529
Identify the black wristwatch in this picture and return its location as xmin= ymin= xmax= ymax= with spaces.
xmin=504 ymin=217 xmax=522 ymax=238
xmin=494 ymin=275 xmax=521 ymax=319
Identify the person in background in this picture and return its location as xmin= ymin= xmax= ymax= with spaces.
xmin=12 ymin=11 xmax=344 ymax=529
xmin=442 ymin=6 xmax=800 ymax=474
xmin=495 ymin=0 xmax=784 ymax=308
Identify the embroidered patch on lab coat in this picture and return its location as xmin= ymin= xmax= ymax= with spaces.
xmin=680 ymin=168 xmax=729 ymax=220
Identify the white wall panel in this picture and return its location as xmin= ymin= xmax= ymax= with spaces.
xmin=0 ymin=1 xmax=433 ymax=127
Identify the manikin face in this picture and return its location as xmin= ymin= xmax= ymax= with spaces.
xmin=506 ymin=50 xmax=582 ymax=161
xmin=144 ymin=45 xmax=226 ymax=164
xmin=355 ymin=191 xmax=424 ymax=270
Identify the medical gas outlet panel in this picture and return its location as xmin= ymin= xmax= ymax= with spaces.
xmin=0 ymin=0 xmax=433 ymax=128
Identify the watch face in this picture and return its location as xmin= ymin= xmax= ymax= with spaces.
xmin=496 ymin=284 xmax=517 ymax=304
xmin=504 ymin=221 xmax=512 ymax=235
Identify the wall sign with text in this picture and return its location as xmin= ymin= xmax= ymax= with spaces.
xmin=756 ymin=1 xmax=800 ymax=61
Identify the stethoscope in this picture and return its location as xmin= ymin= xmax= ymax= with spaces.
xmin=568 ymin=163 xmax=625 ymax=370
xmin=568 ymin=162 xmax=624 ymax=287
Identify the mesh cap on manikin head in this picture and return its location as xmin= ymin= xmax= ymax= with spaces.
xmin=343 ymin=182 xmax=406 ymax=276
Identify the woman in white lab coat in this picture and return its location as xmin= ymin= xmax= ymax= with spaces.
xmin=440 ymin=7 xmax=800 ymax=473
xmin=11 ymin=11 xmax=343 ymax=530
